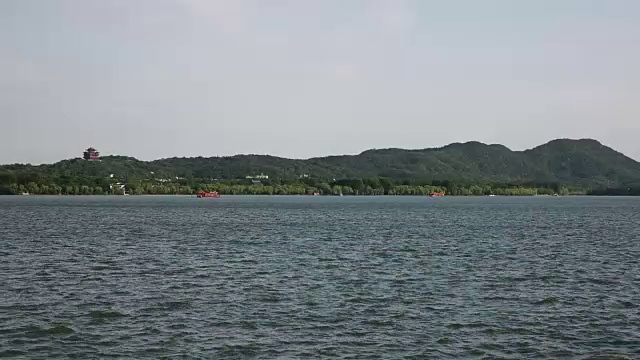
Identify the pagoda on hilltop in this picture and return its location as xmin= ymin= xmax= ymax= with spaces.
xmin=83 ymin=147 xmax=100 ymax=161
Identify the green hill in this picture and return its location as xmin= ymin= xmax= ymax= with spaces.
xmin=143 ymin=139 xmax=640 ymax=184
xmin=1 ymin=138 xmax=639 ymax=195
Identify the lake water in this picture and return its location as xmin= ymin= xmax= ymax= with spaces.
xmin=1 ymin=196 xmax=639 ymax=359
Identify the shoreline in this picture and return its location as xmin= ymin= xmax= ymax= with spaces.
xmin=2 ymin=193 xmax=637 ymax=197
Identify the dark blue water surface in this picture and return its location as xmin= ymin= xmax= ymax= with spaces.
xmin=1 ymin=195 xmax=639 ymax=359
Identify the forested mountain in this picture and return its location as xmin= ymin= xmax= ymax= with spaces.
xmin=1 ymin=139 xmax=640 ymax=195
xmin=148 ymin=139 xmax=639 ymax=185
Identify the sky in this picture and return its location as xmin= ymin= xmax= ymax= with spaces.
xmin=1 ymin=0 xmax=639 ymax=164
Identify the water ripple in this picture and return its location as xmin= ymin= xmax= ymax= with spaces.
xmin=1 ymin=195 xmax=639 ymax=358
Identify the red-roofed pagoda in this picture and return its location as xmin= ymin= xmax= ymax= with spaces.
xmin=83 ymin=147 xmax=100 ymax=161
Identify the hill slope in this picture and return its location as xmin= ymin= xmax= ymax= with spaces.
xmin=1 ymin=139 xmax=639 ymax=190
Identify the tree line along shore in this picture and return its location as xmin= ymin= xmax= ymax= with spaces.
xmin=2 ymin=177 xmax=637 ymax=196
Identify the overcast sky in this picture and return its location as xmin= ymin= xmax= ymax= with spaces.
xmin=1 ymin=0 xmax=639 ymax=164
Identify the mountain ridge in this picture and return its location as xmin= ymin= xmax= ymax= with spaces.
xmin=1 ymin=138 xmax=639 ymax=191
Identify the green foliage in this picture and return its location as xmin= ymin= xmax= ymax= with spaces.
xmin=1 ymin=139 xmax=639 ymax=195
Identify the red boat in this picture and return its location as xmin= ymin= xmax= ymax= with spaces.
xmin=429 ymin=191 xmax=445 ymax=197
xmin=197 ymin=191 xmax=220 ymax=198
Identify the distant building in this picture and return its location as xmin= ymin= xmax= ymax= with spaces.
xmin=246 ymin=173 xmax=269 ymax=179
xmin=109 ymin=183 xmax=128 ymax=195
xmin=83 ymin=147 xmax=100 ymax=161
xmin=251 ymin=180 xmax=262 ymax=186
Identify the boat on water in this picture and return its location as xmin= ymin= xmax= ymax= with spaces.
xmin=196 ymin=191 xmax=220 ymax=198
xmin=429 ymin=191 xmax=445 ymax=198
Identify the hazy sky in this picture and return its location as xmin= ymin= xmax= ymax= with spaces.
xmin=1 ymin=0 xmax=639 ymax=164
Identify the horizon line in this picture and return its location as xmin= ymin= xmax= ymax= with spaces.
xmin=0 ymin=137 xmax=624 ymax=166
